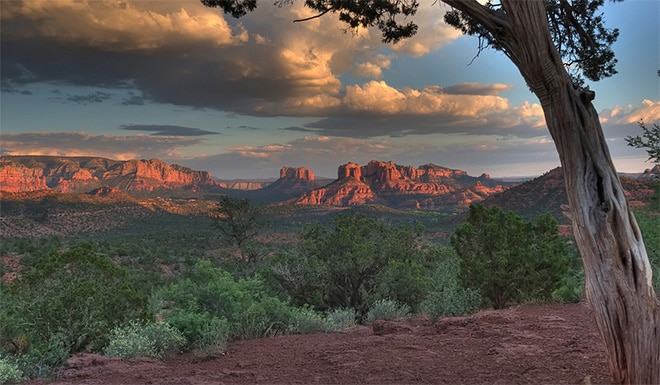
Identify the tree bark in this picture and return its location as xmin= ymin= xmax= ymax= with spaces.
xmin=443 ymin=1 xmax=660 ymax=383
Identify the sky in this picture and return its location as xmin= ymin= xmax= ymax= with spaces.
xmin=1 ymin=1 xmax=659 ymax=180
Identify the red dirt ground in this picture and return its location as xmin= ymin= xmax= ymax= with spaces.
xmin=26 ymin=302 xmax=611 ymax=385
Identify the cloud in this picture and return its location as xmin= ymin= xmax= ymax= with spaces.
xmin=0 ymin=132 xmax=205 ymax=160
xmin=59 ymin=91 xmax=113 ymax=104
xmin=599 ymin=100 xmax=660 ymax=125
xmin=443 ymin=82 xmax=514 ymax=96
xmin=0 ymin=1 xmax=245 ymax=51
xmin=122 ymin=95 xmax=145 ymax=106
xmin=1 ymin=1 xmax=463 ymax=117
xmin=1 ymin=79 xmax=32 ymax=95
xmin=119 ymin=124 xmax=219 ymax=136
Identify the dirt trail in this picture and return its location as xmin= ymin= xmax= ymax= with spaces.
xmin=27 ymin=302 xmax=609 ymax=385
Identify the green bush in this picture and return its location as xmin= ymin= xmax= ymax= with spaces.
xmin=419 ymin=249 xmax=482 ymax=321
xmin=272 ymin=212 xmax=431 ymax=318
xmin=10 ymin=333 xmax=69 ymax=380
xmin=163 ymin=311 xmax=230 ymax=358
xmin=158 ymin=260 xmax=294 ymax=341
xmin=0 ymin=242 xmax=149 ymax=361
xmin=365 ymin=299 xmax=411 ymax=323
xmin=634 ymin=208 xmax=660 ymax=291
xmin=287 ymin=306 xmax=327 ymax=334
xmin=0 ymin=356 xmax=23 ymax=385
xmin=287 ymin=307 xmax=357 ymax=334
xmin=551 ymin=271 xmax=585 ymax=303
xmin=452 ymin=205 xmax=571 ymax=309
xmin=104 ymin=321 xmax=185 ymax=359
xmin=324 ymin=308 xmax=357 ymax=332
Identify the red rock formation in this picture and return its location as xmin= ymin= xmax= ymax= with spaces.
xmin=290 ymin=160 xmax=510 ymax=208
xmin=291 ymin=177 xmax=376 ymax=206
xmin=280 ymin=166 xmax=314 ymax=181
xmin=0 ymin=156 xmax=220 ymax=193
xmin=0 ymin=159 xmax=49 ymax=192
xmin=338 ymin=162 xmax=362 ymax=180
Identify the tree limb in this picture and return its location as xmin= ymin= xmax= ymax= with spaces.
xmin=293 ymin=6 xmax=334 ymax=23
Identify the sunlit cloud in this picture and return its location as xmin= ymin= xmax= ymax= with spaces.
xmin=0 ymin=0 xmax=246 ymax=50
xmin=599 ymin=100 xmax=660 ymax=125
xmin=0 ymin=132 xmax=204 ymax=160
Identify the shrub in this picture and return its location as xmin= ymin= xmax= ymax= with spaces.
xmin=551 ymin=269 xmax=585 ymax=303
xmin=104 ymin=321 xmax=185 ymax=359
xmin=158 ymin=260 xmax=294 ymax=342
xmin=191 ymin=318 xmax=231 ymax=358
xmin=276 ymin=211 xmax=430 ymax=318
xmin=287 ymin=307 xmax=357 ymax=334
xmin=324 ymin=308 xmax=357 ymax=332
xmin=287 ymin=306 xmax=327 ymax=334
xmin=0 ymin=356 xmax=23 ymax=385
xmin=365 ymin=299 xmax=411 ymax=323
xmin=0 ymin=242 xmax=149 ymax=356
xmin=451 ymin=205 xmax=571 ymax=309
xmin=10 ymin=333 xmax=69 ymax=380
xmin=162 ymin=310 xmax=230 ymax=357
xmin=419 ymin=250 xmax=482 ymax=321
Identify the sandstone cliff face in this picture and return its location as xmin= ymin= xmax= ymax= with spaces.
xmin=292 ymin=160 xmax=511 ymax=208
xmin=246 ymin=167 xmax=319 ymax=204
xmin=0 ymin=159 xmax=49 ymax=192
xmin=0 ymin=156 xmax=220 ymax=193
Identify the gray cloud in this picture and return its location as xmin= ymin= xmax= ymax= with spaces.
xmin=63 ymin=91 xmax=113 ymax=104
xmin=1 ymin=132 xmax=205 ymax=160
xmin=120 ymin=124 xmax=219 ymax=136
xmin=122 ymin=95 xmax=145 ymax=106
xmin=1 ymin=79 xmax=32 ymax=95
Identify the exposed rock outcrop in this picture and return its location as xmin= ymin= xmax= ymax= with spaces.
xmin=290 ymin=160 xmax=513 ymax=208
xmin=244 ymin=166 xmax=320 ymax=204
xmin=0 ymin=156 xmax=221 ymax=194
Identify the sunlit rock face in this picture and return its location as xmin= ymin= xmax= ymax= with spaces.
xmin=0 ymin=156 xmax=219 ymax=193
xmin=280 ymin=166 xmax=315 ymax=182
xmin=290 ymin=160 xmax=509 ymax=208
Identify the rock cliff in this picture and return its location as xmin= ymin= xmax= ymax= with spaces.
xmin=0 ymin=156 xmax=221 ymax=193
xmin=290 ymin=160 xmax=511 ymax=208
xmin=243 ymin=166 xmax=320 ymax=204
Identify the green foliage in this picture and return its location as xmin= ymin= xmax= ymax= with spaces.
xmin=365 ymin=299 xmax=411 ymax=323
xmin=158 ymin=260 xmax=293 ymax=341
xmin=634 ymin=209 xmax=660 ymax=291
xmin=419 ymin=249 xmax=482 ymax=321
xmin=210 ymin=196 xmax=267 ymax=272
xmin=8 ymin=332 xmax=69 ymax=380
xmin=0 ymin=242 xmax=149 ymax=357
xmin=287 ymin=306 xmax=327 ymax=334
xmin=451 ymin=204 xmax=571 ymax=309
xmin=163 ymin=310 xmax=230 ymax=358
xmin=287 ymin=306 xmax=357 ymax=334
xmin=104 ymin=321 xmax=185 ymax=360
xmin=273 ymin=211 xmax=430 ymax=318
xmin=324 ymin=308 xmax=357 ymax=332
xmin=552 ymin=268 xmax=586 ymax=303
xmin=626 ymin=121 xmax=660 ymax=165
xmin=0 ymin=355 xmax=24 ymax=385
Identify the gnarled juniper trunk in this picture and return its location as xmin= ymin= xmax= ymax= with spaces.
xmin=443 ymin=0 xmax=660 ymax=383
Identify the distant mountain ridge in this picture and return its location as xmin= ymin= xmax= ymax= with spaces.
xmin=482 ymin=167 xmax=658 ymax=221
xmin=288 ymin=160 xmax=515 ymax=208
xmin=3 ymin=156 xmax=654 ymax=212
xmin=0 ymin=156 xmax=515 ymax=208
xmin=0 ymin=156 xmax=222 ymax=194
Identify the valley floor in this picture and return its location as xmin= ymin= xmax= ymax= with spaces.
xmin=27 ymin=302 xmax=609 ymax=385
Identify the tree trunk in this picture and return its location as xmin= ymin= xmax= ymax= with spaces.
xmin=443 ymin=1 xmax=660 ymax=383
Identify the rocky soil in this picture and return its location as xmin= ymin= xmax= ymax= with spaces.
xmin=27 ymin=302 xmax=611 ymax=385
